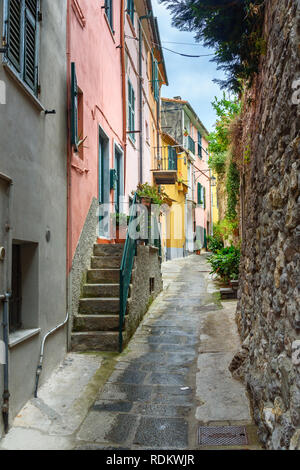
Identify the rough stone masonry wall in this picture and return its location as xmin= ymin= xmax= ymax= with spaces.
xmin=233 ymin=0 xmax=300 ymax=450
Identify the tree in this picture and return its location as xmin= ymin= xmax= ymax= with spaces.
xmin=159 ymin=0 xmax=265 ymax=92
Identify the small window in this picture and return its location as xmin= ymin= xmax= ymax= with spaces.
xmin=9 ymin=242 xmax=39 ymax=333
xmin=105 ymin=0 xmax=113 ymax=31
xmin=128 ymin=80 xmax=135 ymax=142
xmin=5 ymin=0 xmax=40 ymax=95
xmin=127 ymin=0 xmax=134 ymax=25
xmin=150 ymin=278 xmax=155 ymax=294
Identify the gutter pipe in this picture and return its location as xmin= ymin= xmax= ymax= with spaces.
xmin=34 ymin=312 xmax=69 ymax=398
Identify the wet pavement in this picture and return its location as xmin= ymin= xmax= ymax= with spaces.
xmin=0 ymin=254 xmax=260 ymax=450
xmin=75 ymin=254 xmax=259 ymax=450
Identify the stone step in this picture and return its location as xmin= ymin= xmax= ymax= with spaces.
xmin=79 ymin=297 xmax=122 ymax=315
xmin=220 ymin=288 xmax=237 ymax=300
xmin=82 ymin=283 xmax=120 ymax=298
xmin=71 ymin=331 xmax=123 ymax=352
xmin=73 ymin=314 xmax=127 ymax=332
xmin=91 ymin=256 xmax=121 ymax=269
xmin=87 ymin=269 xmax=120 ymax=284
xmin=94 ymin=244 xmax=124 ymax=257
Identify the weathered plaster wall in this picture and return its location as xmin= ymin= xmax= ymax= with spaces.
xmin=0 ymin=0 xmax=67 ymax=434
xmin=231 ymin=0 xmax=300 ymax=450
xmin=125 ymin=245 xmax=163 ymax=342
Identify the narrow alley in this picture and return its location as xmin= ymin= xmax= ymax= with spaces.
xmin=0 ymin=255 xmax=260 ymax=450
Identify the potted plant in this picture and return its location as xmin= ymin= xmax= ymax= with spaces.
xmin=133 ymin=183 xmax=168 ymax=207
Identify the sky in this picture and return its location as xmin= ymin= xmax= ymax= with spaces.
xmin=152 ymin=0 xmax=226 ymax=133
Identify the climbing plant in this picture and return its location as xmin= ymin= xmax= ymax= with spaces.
xmin=226 ymin=160 xmax=240 ymax=220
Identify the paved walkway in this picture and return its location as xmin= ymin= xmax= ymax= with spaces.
xmin=0 ymin=254 xmax=260 ymax=450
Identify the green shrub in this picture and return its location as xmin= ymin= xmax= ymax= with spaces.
xmin=207 ymin=235 xmax=224 ymax=253
xmin=207 ymin=246 xmax=240 ymax=283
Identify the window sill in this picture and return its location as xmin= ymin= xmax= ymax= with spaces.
xmin=9 ymin=328 xmax=41 ymax=349
xmin=3 ymin=61 xmax=45 ymax=112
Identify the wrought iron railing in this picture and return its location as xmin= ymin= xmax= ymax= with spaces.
xmin=119 ymin=194 xmax=162 ymax=352
xmin=153 ymin=145 xmax=177 ymax=171
xmin=119 ymin=192 xmax=138 ymax=352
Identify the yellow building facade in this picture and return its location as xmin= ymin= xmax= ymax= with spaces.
xmin=159 ymin=133 xmax=189 ymax=260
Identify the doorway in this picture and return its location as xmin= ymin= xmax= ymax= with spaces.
xmin=99 ymin=128 xmax=110 ymax=238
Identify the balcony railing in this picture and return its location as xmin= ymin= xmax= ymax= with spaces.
xmin=187 ymin=136 xmax=195 ymax=155
xmin=152 ymin=146 xmax=178 ymax=185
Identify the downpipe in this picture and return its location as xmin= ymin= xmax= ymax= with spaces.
xmin=1 ymin=293 xmax=11 ymax=434
xmin=34 ymin=312 xmax=69 ymax=398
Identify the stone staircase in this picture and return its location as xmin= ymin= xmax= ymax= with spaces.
xmin=71 ymin=243 xmax=128 ymax=352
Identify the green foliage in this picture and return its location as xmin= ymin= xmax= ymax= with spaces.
xmin=226 ymin=161 xmax=240 ymax=220
xmin=207 ymin=245 xmax=241 ymax=282
xmin=214 ymin=219 xmax=239 ymax=242
xmin=207 ymin=234 xmax=224 ymax=253
xmin=208 ymin=94 xmax=241 ymax=176
xmin=160 ymin=0 xmax=266 ymax=92
xmin=133 ymin=183 xmax=169 ymax=206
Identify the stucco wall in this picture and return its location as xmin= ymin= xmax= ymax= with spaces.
xmin=0 ymin=0 xmax=67 ymax=434
xmin=230 ymin=0 xmax=300 ymax=450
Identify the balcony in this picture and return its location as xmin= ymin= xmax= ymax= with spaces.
xmin=187 ymin=136 xmax=195 ymax=155
xmin=152 ymin=146 xmax=178 ymax=185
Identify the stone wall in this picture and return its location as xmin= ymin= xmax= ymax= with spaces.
xmin=125 ymin=245 xmax=163 ymax=342
xmin=232 ymin=0 xmax=300 ymax=450
xmin=68 ymin=198 xmax=98 ymax=347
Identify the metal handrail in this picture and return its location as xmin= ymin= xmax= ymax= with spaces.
xmin=119 ymin=192 xmax=138 ymax=352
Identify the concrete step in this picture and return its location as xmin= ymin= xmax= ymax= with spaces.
xmin=73 ymin=314 xmax=127 ymax=332
xmin=91 ymin=256 xmax=122 ymax=269
xmin=71 ymin=331 xmax=123 ymax=352
xmin=82 ymin=283 xmax=120 ymax=298
xmin=220 ymin=288 xmax=237 ymax=300
xmin=94 ymin=244 xmax=124 ymax=257
xmin=87 ymin=269 xmax=120 ymax=284
xmin=79 ymin=297 xmax=122 ymax=315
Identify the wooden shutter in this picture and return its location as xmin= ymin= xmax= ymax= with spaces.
xmin=197 ymin=183 xmax=201 ymax=205
xmin=71 ymin=62 xmax=78 ymax=148
xmin=24 ymin=0 xmax=38 ymax=91
xmin=7 ymin=0 xmax=22 ymax=71
xmin=203 ymin=187 xmax=206 ymax=209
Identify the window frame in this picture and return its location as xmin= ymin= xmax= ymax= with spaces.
xmin=3 ymin=0 xmax=40 ymax=96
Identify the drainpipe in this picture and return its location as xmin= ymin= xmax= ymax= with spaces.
xmin=34 ymin=312 xmax=69 ymax=398
xmin=0 ymin=171 xmax=13 ymax=434
xmin=2 ymin=293 xmax=10 ymax=433
xmin=120 ymin=0 xmax=127 ymax=186
xmin=139 ymin=12 xmax=153 ymax=184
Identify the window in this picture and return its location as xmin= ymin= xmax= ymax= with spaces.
xmin=5 ymin=0 xmax=40 ymax=95
xmin=71 ymin=62 xmax=78 ymax=149
xmin=198 ymin=131 xmax=202 ymax=158
xmin=128 ymin=80 xmax=135 ymax=142
xmin=168 ymin=146 xmax=177 ymax=170
xmin=151 ymin=53 xmax=159 ymax=102
xmin=197 ymin=183 xmax=202 ymax=205
xmin=9 ymin=242 xmax=39 ymax=333
xmin=105 ymin=0 xmax=113 ymax=31
xmin=127 ymin=0 xmax=134 ymax=25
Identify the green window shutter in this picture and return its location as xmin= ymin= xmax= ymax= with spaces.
xmin=127 ymin=0 xmax=134 ymax=24
xmin=197 ymin=183 xmax=201 ymax=205
xmin=168 ymin=147 xmax=177 ymax=170
xmin=71 ymin=62 xmax=78 ymax=149
xmin=128 ymin=80 xmax=135 ymax=142
xmin=105 ymin=0 xmax=113 ymax=30
xmin=7 ymin=0 xmax=22 ymax=72
xmin=24 ymin=0 xmax=38 ymax=92
xmin=203 ymin=187 xmax=206 ymax=209
xmin=154 ymin=59 xmax=159 ymax=101
xmin=198 ymin=131 xmax=202 ymax=158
